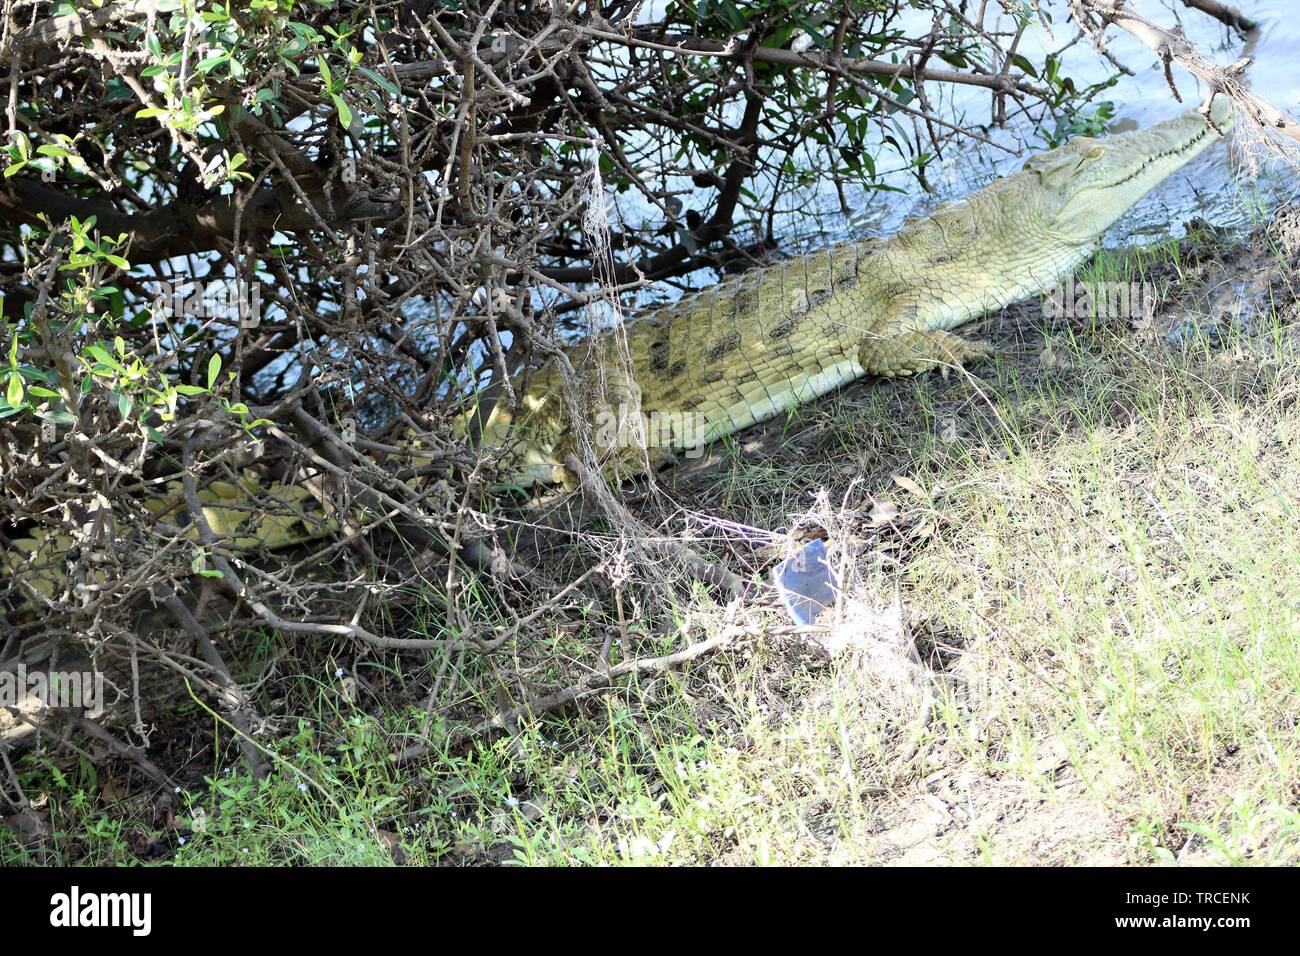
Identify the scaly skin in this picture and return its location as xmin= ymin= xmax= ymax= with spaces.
xmin=487 ymin=102 xmax=1233 ymax=486
xmin=5 ymin=104 xmax=1233 ymax=602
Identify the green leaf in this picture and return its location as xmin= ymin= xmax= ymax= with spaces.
xmin=6 ymin=372 xmax=23 ymax=406
xmin=331 ymin=94 xmax=352 ymax=130
xmin=197 ymin=53 xmax=229 ymax=74
xmin=38 ymin=408 xmax=75 ymax=426
xmin=207 ymin=353 xmax=222 ymax=389
xmin=1011 ymin=54 xmax=1039 ymax=79
xmin=104 ymin=77 xmax=135 ymax=100
xmin=85 ymin=343 xmax=121 ymax=369
xmin=357 ymin=67 xmax=399 ymax=97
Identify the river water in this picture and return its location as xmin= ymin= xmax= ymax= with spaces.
xmin=619 ymin=0 xmax=1300 ymax=265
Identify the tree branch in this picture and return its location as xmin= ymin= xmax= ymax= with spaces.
xmin=582 ymin=24 xmax=1053 ymax=98
xmin=0 ymin=178 xmax=399 ymax=263
xmin=1077 ymin=1 xmax=1300 ymax=144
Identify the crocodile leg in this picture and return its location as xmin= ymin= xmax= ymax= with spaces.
xmin=857 ymin=329 xmax=993 ymax=379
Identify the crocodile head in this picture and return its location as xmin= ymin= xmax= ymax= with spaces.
xmin=1025 ymin=99 xmax=1234 ymax=240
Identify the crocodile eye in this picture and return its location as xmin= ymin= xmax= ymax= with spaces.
xmin=1071 ymin=144 xmax=1105 ymax=173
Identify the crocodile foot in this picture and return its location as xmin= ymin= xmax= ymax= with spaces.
xmin=858 ymin=329 xmax=993 ymax=379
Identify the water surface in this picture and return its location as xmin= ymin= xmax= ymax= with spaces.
xmin=619 ymin=1 xmax=1300 ymax=266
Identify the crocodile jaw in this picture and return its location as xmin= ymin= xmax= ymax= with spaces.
xmin=1032 ymin=101 xmax=1234 ymax=240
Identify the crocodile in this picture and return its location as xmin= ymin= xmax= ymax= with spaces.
xmin=489 ymin=100 xmax=1235 ymax=487
xmin=4 ymin=102 xmax=1234 ymax=603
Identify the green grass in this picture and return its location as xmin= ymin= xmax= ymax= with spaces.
xmin=4 ymin=228 xmax=1300 ymax=865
